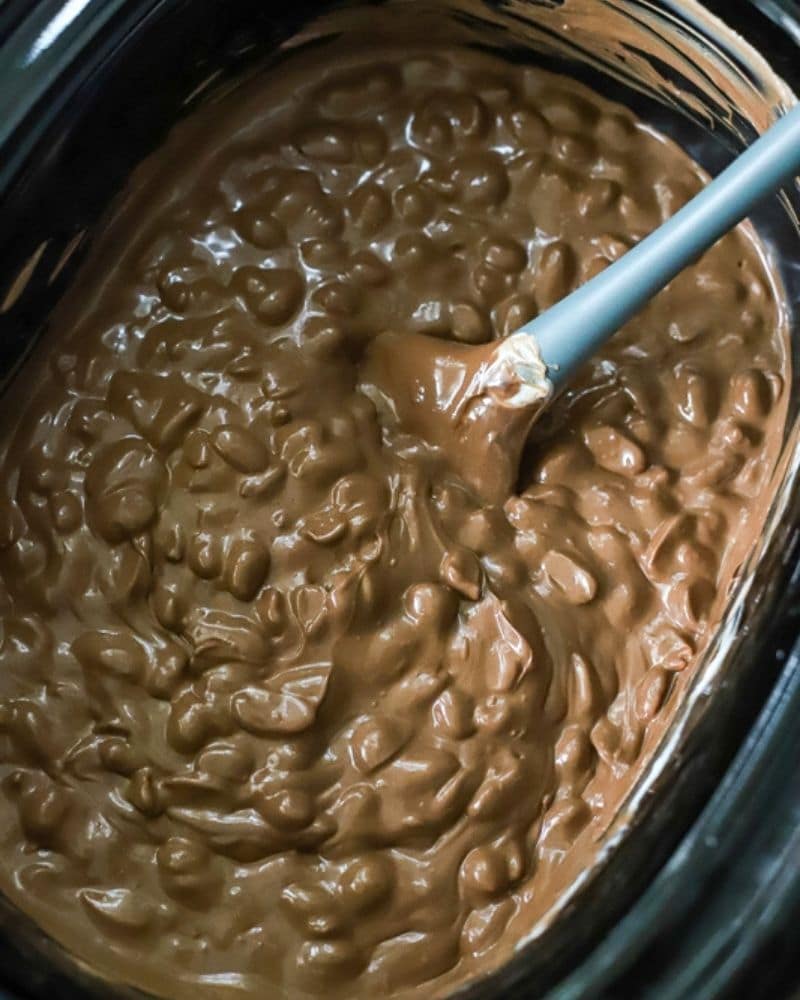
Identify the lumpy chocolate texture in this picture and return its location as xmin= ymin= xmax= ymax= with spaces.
xmin=0 ymin=44 xmax=788 ymax=999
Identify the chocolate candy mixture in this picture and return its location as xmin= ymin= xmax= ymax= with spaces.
xmin=0 ymin=44 xmax=788 ymax=999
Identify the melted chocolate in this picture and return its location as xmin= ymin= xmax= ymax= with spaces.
xmin=0 ymin=42 xmax=788 ymax=1000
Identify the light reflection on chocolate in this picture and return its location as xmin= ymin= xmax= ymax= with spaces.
xmin=0 ymin=38 xmax=788 ymax=1000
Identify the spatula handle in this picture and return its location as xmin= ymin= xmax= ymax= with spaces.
xmin=522 ymin=103 xmax=800 ymax=387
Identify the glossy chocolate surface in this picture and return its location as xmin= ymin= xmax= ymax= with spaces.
xmin=0 ymin=42 xmax=788 ymax=999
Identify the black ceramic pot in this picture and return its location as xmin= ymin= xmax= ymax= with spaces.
xmin=0 ymin=2 xmax=798 ymax=998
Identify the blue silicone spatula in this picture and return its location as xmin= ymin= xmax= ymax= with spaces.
xmin=361 ymin=105 xmax=800 ymax=503
xmin=521 ymin=103 xmax=800 ymax=393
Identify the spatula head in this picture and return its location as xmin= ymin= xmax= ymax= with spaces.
xmin=359 ymin=331 xmax=551 ymax=504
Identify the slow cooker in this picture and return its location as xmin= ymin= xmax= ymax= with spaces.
xmin=0 ymin=1 xmax=798 ymax=997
